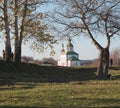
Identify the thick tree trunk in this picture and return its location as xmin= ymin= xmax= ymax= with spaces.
xmin=14 ymin=0 xmax=20 ymax=63
xmin=14 ymin=0 xmax=28 ymax=63
xmin=5 ymin=43 xmax=11 ymax=63
xmin=97 ymin=48 xmax=109 ymax=79
xmin=3 ymin=0 xmax=11 ymax=63
xmin=14 ymin=43 xmax=21 ymax=63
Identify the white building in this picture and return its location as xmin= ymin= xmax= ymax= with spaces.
xmin=57 ymin=38 xmax=81 ymax=67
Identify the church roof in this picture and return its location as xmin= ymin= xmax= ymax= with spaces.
xmin=68 ymin=56 xmax=80 ymax=61
xmin=67 ymin=51 xmax=78 ymax=55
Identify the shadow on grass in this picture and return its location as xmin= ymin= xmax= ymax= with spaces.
xmin=0 ymin=60 xmax=97 ymax=84
xmin=0 ymin=106 xmax=120 ymax=108
xmin=109 ymin=67 xmax=120 ymax=70
xmin=0 ymin=97 xmax=120 ymax=108
xmin=0 ymin=83 xmax=36 ymax=91
xmin=0 ymin=106 xmax=44 ymax=108
xmin=109 ymin=67 xmax=120 ymax=80
xmin=70 ymin=97 xmax=120 ymax=108
xmin=0 ymin=105 xmax=60 ymax=108
xmin=113 ymin=75 xmax=120 ymax=80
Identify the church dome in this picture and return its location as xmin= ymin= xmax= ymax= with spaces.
xmin=67 ymin=38 xmax=74 ymax=51
xmin=67 ymin=38 xmax=73 ymax=47
xmin=67 ymin=43 xmax=73 ymax=47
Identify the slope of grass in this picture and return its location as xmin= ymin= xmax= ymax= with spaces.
xmin=0 ymin=60 xmax=97 ymax=84
xmin=0 ymin=60 xmax=120 ymax=108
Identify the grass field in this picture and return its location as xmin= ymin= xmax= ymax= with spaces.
xmin=0 ymin=60 xmax=120 ymax=108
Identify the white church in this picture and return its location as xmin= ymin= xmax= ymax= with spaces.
xmin=57 ymin=38 xmax=81 ymax=67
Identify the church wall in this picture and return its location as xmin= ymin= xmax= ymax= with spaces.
xmin=57 ymin=54 xmax=67 ymax=66
xmin=68 ymin=61 xmax=81 ymax=67
xmin=67 ymin=61 xmax=71 ymax=67
xmin=76 ymin=61 xmax=81 ymax=66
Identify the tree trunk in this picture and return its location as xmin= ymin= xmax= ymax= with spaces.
xmin=5 ymin=43 xmax=11 ymax=63
xmin=14 ymin=43 xmax=21 ymax=63
xmin=3 ymin=0 xmax=11 ymax=63
xmin=14 ymin=0 xmax=28 ymax=63
xmin=14 ymin=0 xmax=20 ymax=63
xmin=97 ymin=48 xmax=109 ymax=79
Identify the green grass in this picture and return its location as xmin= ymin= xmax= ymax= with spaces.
xmin=0 ymin=60 xmax=120 ymax=108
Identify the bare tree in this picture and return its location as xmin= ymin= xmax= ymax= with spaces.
xmin=51 ymin=0 xmax=120 ymax=79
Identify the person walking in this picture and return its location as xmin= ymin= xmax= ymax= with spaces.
xmin=2 ymin=50 xmax=5 ymax=61
xmin=110 ymin=58 xmax=113 ymax=67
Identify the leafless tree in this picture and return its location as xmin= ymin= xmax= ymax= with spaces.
xmin=51 ymin=0 xmax=120 ymax=79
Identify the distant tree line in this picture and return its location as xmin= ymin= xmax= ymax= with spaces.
xmin=21 ymin=56 xmax=57 ymax=66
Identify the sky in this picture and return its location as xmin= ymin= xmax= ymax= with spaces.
xmin=0 ymin=31 xmax=120 ymax=61
xmin=23 ymin=36 xmax=120 ymax=61
xmin=0 ymin=2 xmax=120 ymax=61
